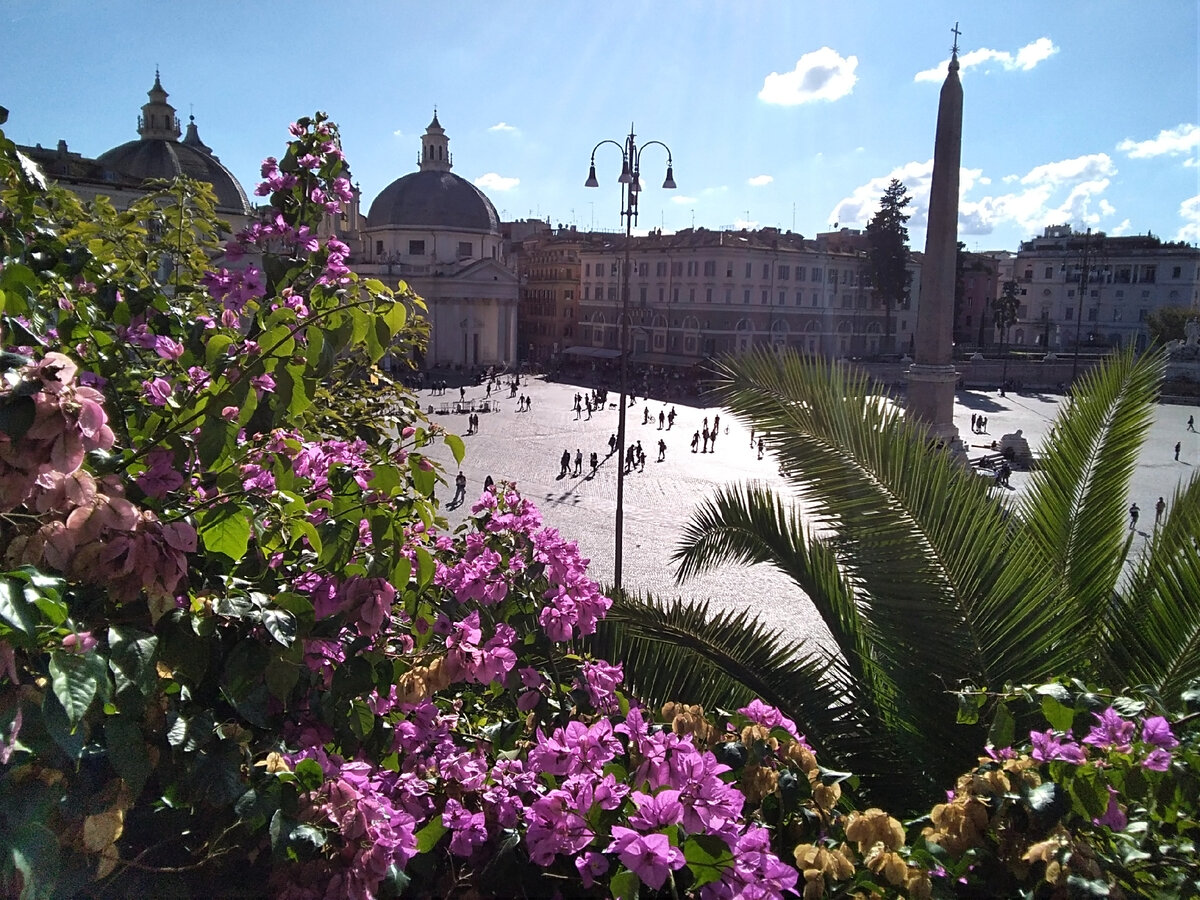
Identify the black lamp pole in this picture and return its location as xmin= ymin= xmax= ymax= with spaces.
xmin=585 ymin=125 xmax=675 ymax=593
xmin=1071 ymin=228 xmax=1092 ymax=384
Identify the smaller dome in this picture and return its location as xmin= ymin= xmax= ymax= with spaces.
xmin=368 ymin=170 xmax=499 ymax=233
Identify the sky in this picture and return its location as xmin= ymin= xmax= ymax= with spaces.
xmin=3 ymin=1 xmax=1198 ymax=254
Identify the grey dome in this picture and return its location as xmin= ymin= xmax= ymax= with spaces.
xmin=367 ymin=170 xmax=500 ymax=233
xmin=97 ymin=136 xmax=251 ymax=216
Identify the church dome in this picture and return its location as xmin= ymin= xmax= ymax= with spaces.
xmin=366 ymin=112 xmax=499 ymax=234
xmin=96 ymin=74 xmax=251 ymax=216
xmin=367 ymin=170 xmax=499 ymax=233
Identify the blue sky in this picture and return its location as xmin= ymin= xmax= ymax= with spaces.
xmin=4 ymin=1 xmax=1197 ymax=253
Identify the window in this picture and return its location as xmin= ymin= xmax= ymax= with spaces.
xmin=457 ymin=241 xmax=472 ymax=258
xmin=743 ymin=290 xmax=751 ymax=305
xmin=409 ymin=240 xmax=425 ymax=255
xmin=585 ymin=263 xmax=591 ymax=276
xmin=658 ymin=287 xmax=665 ymax=302
xmin=1173 ymin=266 xmax=1182 ymax=279
xmin=762 ymin=264 xmax=770 ymax=279
xmin=672 ymin=261 xmax=684 ymax=277
xmin=639 ymin=287 xmax=647 ymax=303
xmin=706 ymin=288 xmax=713 ymax=303
xmin=608 ymin=286 xmax=617 ymax=301
xmin=703 ymin=260 xmax=716 ymax=277
xmin=611 ymin=263 xmax=620 ymax=276
xmin=812 ymin=291 xmax=820 ymax=307
xmin=745 ymin=263 xmax=753 ymax=278
xmin=796 ymin=266 xmax=806 ymax=281
xmin=687 ymin=260 xmax=698 ymax=276
xmin=638 ymin=263 xmax=648 ymax=276
xmin=1065 ymin=307 xmax=1074 ymax=321
xmin=795 ymin=291 xmax=803 ymax=306
xmin=672 ymin=287 xmax=679 ymax=302
xmin=779 ymin=290 xmax=786 ymax=305
xmin=761 ymin=290 xmax=769 ymax=305
xmin=1139 ymin=308 xmax=1149 ymax=322
xmin=778 ymin=265 xmax=789 ymax=280
xmin=812 ymin=267 xmax=822 ymax=282
xmin=726 ymin=263 xmax=734 ymax=278
xmin=725 ymin=288 xmax=732 ymax=304
xmin=375 ymin=240 xmax=384 ymax=255
xmin=842 ymin=294 xmax=851 ymax=308
xmin=1044 ymin=266 xmax=1053 ymax=279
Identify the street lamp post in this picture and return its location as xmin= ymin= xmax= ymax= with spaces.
xmin=585 ymin=125 xmax=675 ymax=593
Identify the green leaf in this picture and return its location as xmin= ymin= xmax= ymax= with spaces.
xmin=987 ymin=699 xmax=1015 ymax=751
xmin=105 ymin=713 xmax=152 ymax=796
xmin=414 ymin=546 xmax=435 ymax=590
xmin=683 ymin=833 xmax=736 ymax=887
xmin=382 ymin=298 xmax=407 ymax=335
xmin=262 ymin=609 xmax=297 ymax=647
xmin=196 ymin=416 xmax=237 ymax=468
xmin=414 ymin=814 xmax=446 ymax=853
xmin=197 ymin=503 xmax=252 ymax=563
xmin=294 ymin=758 xmax=325 ymax=793
xmin=0 ymin=577 xmax=38 ymax=640
xmin=1040 ymin=694 xmax=1075 ymax=733
xmin=205 ymin=333 xmax=235 ymax=368
xmin=48 ymin=650 xmax=106 ymax=727
xmin=609 ymin=868 xmax=640 ymax=900
xmin=0 ymin=395 xmax=36 ymax=440
xmin=348 ymin=698 xmax=374 ymax=738
xmin=444 ymin=432 xmax=465 ymax=466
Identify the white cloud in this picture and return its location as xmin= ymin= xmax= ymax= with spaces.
xmin=1178 ymin=195 xmax=1200 ymax=243
xmin=671 ymin=195 xmax=699 ymax=205
xmin=831 ymin=151 xmax=1122 ymax=240
xmin=474 ymin=172 xmax=519 ymax=191
xmin=392 ymin=129 xmax=405 ymax=137
xmin=1117 ymin=124 xmax=1199 ymax=162
xmin=733 ymin=218 xmax=759 ymax=230
xmin=1110 ymin=219 xmax=1132 ymax=236
xmin=759 ymin=47 xmax=858 ymax=105
xmin=748 ymin=174 xmax=774 ymax=187
xmin=489 ymin=122 xmax=518 ymax=133
xmin=915 ymin=36 xmax=1059 ymax=82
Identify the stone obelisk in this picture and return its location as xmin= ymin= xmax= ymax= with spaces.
xmin=907 ymin=26 xmax=964 ymax=450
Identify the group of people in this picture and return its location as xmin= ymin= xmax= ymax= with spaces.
xmin=688 ymin=415 xmax=722 ymax=454
xmin=969 ymin=413 xmax=989 ymax=434
xmin=643 ymin=406 xmax=678 ymax=430
xmin=1129 ymin=496 xmax=1169 ymax=532
xmin=515 ymin=395 xmax=533 ymax=412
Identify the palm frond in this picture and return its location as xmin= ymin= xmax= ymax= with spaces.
xmin=586 ymin=589 xmax=942 ymax=810
xmin=1108 ymin=470 xmax=1200 ymax=697
xmin=1015 ymin=349 xmax=1165 ymax=672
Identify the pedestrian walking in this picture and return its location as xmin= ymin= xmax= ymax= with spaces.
xmin=1155 ymin=496 xmax=1166 ymax=527
xmin=560 ymin=449 xmax=571 ymax=477
xmin=691 ymin=430 xmax=699 ymax=453
xmin=657 ymin=438 xmax=666 ymax=462
xmin=460 ymin=386 xmax=465 ymax=401
xmin=636 ymin=442 xmax=646 ymax=471
xmin=970 ymin=413 xmax=977 ymax=433
xmin=658 ymin=410 xmax=665 ymax=430
xmin=750 ymin=426 xmax=755 ymax=447
xmin=668 ymin=407 xmax=676 ymax=429
xmin=643 ymin=407 xmax=650 ymax=425
xmin=757 ymin=438 xmax=764 ymax=460
xmin=609 ymin=434 xmax=617 ymax=455
xmin=701 ymin=426 xmax=710 ymax=453
xmin=574 ymin=449 xmax=583 ymax=476
xmin=590 ymin=451 xmax=598 ymax=474
xmin=1176 ymin=441 xmax=1182 ymax=461
xmin=1129 ymin=502 xmax=1140 ymax=531
xmin=452 ymin=470 xmax=466 ymax=506
xmin=1189 ymin=415 xmax=1196 ymax=432
xmin=709 ymin=427 xmax=718 ymax=451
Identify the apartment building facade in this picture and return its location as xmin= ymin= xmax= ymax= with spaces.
xmin=567 ymin=227 xmax=921 ymax=366
xmin=1008 ymin=225 xmax=1200 ymax=353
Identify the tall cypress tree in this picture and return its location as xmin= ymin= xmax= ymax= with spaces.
xmin=865 ymin=179 xmax=912 ymax=354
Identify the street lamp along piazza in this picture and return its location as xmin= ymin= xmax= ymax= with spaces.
xmin=584 ymin=125 xmax=676 ymax=593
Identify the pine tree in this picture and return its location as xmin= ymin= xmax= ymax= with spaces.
xmin=865 ymin=179 xmax=912 ymax=354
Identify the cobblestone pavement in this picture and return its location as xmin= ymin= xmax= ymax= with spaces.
xmin=419 ymin=376 xmax=1200 ymax=654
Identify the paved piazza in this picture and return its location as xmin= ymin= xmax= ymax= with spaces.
xmin=419 ymin=375 xmax=1200 ymax=652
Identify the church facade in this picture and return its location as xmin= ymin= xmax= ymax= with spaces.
xmin=345 ymin=114 xmax=519 ymax=371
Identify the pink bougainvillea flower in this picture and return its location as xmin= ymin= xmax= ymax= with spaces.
xmin=605 ymin=826 xmax=685 ymax=890
xmin=1141 ymin=716 xmax=1179 ymax=751
xmin=143 ymin=377 xmax=173 ymax=407
xmin=1083 ymin=707 xmax=1136 ymax=753
xmin=1093 ymin=785 xmax=1127 ymax=830
xmin=1029 ymin=729 xmax=1087 ymax=764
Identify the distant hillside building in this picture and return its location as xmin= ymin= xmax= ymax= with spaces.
xmin=1009 ymin=225 xmax=1200 ymax=352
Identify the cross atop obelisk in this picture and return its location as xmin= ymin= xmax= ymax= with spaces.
xmin=906 ymin=26 xmax=965 ymax=450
